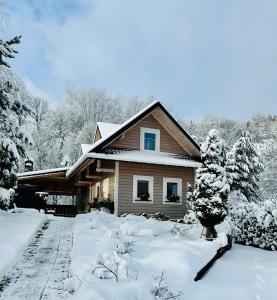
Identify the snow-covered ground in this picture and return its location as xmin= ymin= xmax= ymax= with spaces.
xmin=0 ymin=217 xmax=74 ymax=300
xmin=1 ymin=211 xmax=276 ymax=300
xmin=69 ymin=212 xmax=226 ymax=299
xmin=69 ymin=212 xmax=277 ymax=300
xmin=190 ymin=244 xmax=277 ymax=300
xmin=0 ymin=208 xmax=47 ymax=280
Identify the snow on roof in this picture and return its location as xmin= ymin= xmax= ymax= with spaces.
xmin=66 ymin=150 xmax=201 ymax=177
xmin=81 ymin=144 xmax=93 ymax=154
xmin=87 ymin=100 xmax=159 ymax=153
xmin=17 ymin=167 xmax=69 ymax=178
xmin=97 ymin=122 xmax=120 ymax=139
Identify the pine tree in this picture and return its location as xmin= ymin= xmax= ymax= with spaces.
xmin=0 ymin=35 xmax=32 ymax=209
xmin=183 ymin=183 xmax=198 ymax=225
xmin=194 ymin=129 xmax=230 ymax=239
xmin=226 ymin=131 xmax=263 ymax=201
xmin=186 ymin=183 xmax=194 ymax=211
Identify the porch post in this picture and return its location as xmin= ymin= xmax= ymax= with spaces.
xmin=114 ymin=161 xmax=119 ymax=216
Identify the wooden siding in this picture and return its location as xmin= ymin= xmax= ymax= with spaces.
xmin=110 ymin=114 xmax=188 ymax=155
xmin=118 ymin=162 xmax=195 ymax=219
xmin=94 ymin=127 xmax=102 ymax=143
xmin=152 ymin=107 xmax=200 ymax=157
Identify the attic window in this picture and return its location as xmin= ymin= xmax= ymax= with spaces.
xmin=140 ymin=127 xmax=160 ymax=152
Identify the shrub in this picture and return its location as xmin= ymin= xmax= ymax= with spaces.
xmin=229 ymin=193 xmax=277 ymax=250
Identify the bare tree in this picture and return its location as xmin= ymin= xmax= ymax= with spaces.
xmin=30 ymin=96 xmax=49 ymax=131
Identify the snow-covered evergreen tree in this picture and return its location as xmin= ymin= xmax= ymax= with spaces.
xmin=0 ymin=35 xmax=32 ymax=209
xmin=194 ymin=129 xmax=230 ymax=239
xmin=226 ymin=131 xmax=263 ymax=201
xmin=183 ymin=183 xmax=198 ymax=225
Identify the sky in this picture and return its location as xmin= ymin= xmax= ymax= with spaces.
xmin=2 ymin=0 xmax=277 ymax=120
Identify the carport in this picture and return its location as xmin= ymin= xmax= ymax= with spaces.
xmin=17 ymin=167 xmax=81 ymax=216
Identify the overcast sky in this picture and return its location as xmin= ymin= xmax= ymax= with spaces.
xmin=3 ymin=0 xmax=277 ymax=120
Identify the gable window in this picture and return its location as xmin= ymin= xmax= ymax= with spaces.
xmin=140 ymin=127 xmax=160 ymax=152
xmin=163 ymin=177 xmax=182 ymax=204
xmin=144 ymin=132 xmax=156 ymax=150
xmin=133 ymin=175 xmax=154 ymax=203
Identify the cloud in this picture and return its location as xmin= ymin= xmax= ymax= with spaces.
xmin=4 ymin=0 xmax=277 ymax=120
xmin=23 ymin=76 xmax=50 ymax=100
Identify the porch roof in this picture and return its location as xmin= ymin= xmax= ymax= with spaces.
xmin=17 ymin=167 xmax=77 ymax=195
xmin=17 ymin=167 xmax=69 ymax=179
xmin=66 ymin=149 xmax=201 ymax=177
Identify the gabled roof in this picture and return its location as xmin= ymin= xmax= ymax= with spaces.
xmin=97 ymin=122 xmax=120 ymax=139
xmin=80 ymin=143 xmax=93 ymax=155
xmin=88 ymin=101 xmax=200 ymax=153
xmin=17 ymin=167 xmax=69 ymax=179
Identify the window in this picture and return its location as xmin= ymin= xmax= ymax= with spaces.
xmin=133 ymin=175 xmax=154 ymax=203
xmin=163 ymin=177 xmax=182 ymax=204
xmin=140 ymin=127 xmax=160 ymax=152
xmin=144 ymin=133 xmax=156 ymax=150
xmin=167 ymin=182 xmax=178 ymax=196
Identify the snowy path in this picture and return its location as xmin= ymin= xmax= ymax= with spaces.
xmin=0 ymin=217 xmax=74 ymax=300
xmin=190 ymin=244 xmax=277 ymax=300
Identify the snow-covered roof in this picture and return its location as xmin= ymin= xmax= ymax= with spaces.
xmin=97 ymin=122 xmax=120 ymax=139
xmin=88 ymin=101 xmax=160 ymax=153
xmin=17 ymin=167 xmax=69 ymax=178
xmin=66 ymin=150 xmax=201 ymax=177
xmin=88 ymin=101 xmax=200 ymax=155
xmin=80 ymin=144 xmax=93 ymax=154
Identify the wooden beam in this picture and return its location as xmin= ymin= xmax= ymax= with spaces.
xmin=96 ymin=168 xmax=114 ymax=173
xmin=86 ymin=175 xmax=101 ymax=179
xmin=97 ymin=159 xmax=101 ymax=168
xmin=76 ymin=180 xmax=95 ymax=186
xmin=78 ymin=159 xmax=95 ymax=175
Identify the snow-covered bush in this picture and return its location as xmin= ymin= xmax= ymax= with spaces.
xmin=151 ymin=272 xmax=182 ymax=299
xmin=121 ymin=212 xmax=170 ymax=221
xmin=0 ymin=187 xmax=11 ymax=210
xmin=229 ymin=192 xmax=277 ymax=250
xmin=226 ymin=131 xmax=263 ymax=201
xmin=183 ymin=210 xmax=198 ymax=225
xmin=194 ymin=129 xmax=230 ymax=239
xmin=170 ymin=223 xmax=188 ymax=236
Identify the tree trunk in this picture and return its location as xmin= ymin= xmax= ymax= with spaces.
xmin=206 ymin=226 xmax=217 ymax=240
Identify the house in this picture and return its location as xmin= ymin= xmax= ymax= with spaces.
xmin=17 ymin=101 xmax=201 ymax=219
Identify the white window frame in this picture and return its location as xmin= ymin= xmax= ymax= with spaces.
xmin=133 ymin=175 xmax=154 ymax=203
xmin=163 ymin=177 xmax=182 ymax=205
xmin=140 ymin=127 xmax=160 ymax=152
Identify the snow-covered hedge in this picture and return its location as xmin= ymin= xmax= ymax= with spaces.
xmin=0 ymin=187 xmax=11 ymax=210
xmin=230 ymin=193 xmax=277 ymax=250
